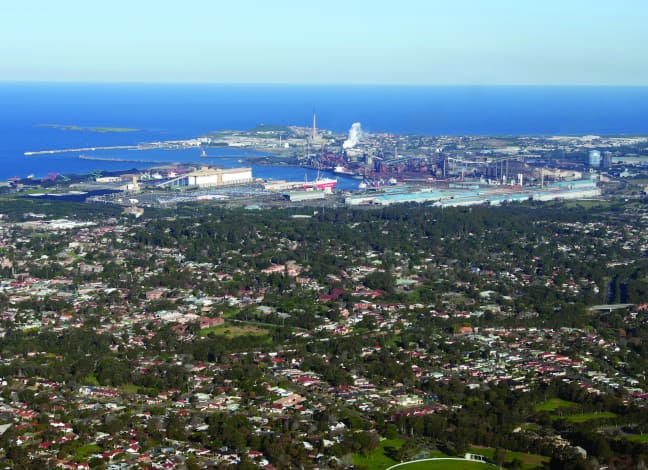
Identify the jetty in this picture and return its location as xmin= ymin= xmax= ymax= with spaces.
xmin=78 ymin=155 xmax=168 ymax=164
xmin=25 ymin=145 xmax=138 ymax=156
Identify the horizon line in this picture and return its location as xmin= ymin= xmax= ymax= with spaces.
xmin=2 ymin=79 xmax=648 ymax=88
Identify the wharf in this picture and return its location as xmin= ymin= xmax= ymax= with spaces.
xmin=25 ymin=145 xmax=138 ymax=156
xmin=78 ymin=155 xmax=167 ymax=164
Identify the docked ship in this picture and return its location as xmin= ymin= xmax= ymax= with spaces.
xmin=303 ymin=176 xmax=337 ymax=191
xmin=333 ymin=165 xmax=355 ymax=176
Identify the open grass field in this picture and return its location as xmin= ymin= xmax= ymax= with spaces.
xmin=626 ymin=434 xmax=648 ymax=443
xmin=534 ymin=398 xmax=577 ymax=412
xmin=199 ymin=324 xmax=270 ymax=338
xmin=83 ymin=373 xmax=100 ymax=386
xmin=387 ymin=459 xmax=495 ymax=469
xmin=351 ymin=439 xmax=547 ymax=470
xmin=353 ymin=438 xmax=404 ymax=469
xmin=75 ymin=444 xmax=102 ymax=460
xmin=469 ymin=446 xmax=548 ymax=469
xmin=118 ymin=384 xmax=140 ymax=394
xmin=562 ymin=411 xmax=617 ymax=423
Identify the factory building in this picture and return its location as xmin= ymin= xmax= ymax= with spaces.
xmin=284 ymin=190 xmax=328 ymax=202
xmin=345 ymin=179 xmax=600 ymax=207
xmin=161 ymin=167 xmax=253 ymax=188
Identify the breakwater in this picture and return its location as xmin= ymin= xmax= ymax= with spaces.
xmin=24 ymin=145 xmax=139 ymax=156
xmin=78 ymin=155 xmax=168 ymax=164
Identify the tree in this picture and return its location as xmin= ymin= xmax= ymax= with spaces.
xmin=166 ymin=413 xmax=187 ymax=441
xmin=363 ymin=270 xmax=395 ymax=293
xmin=354 ymin=431 xmax=380 ymax=456
xmin=493 ymin=447 xmax=505 ymax=466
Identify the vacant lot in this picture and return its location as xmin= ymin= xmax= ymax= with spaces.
xmin=534 ymin=398 xmax=577 ymax=412
xmin=200 ymin=324 xmax=270 ymax=338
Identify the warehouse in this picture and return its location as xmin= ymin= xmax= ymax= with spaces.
xmin=161 ymin=167 xmax=253 ymax=188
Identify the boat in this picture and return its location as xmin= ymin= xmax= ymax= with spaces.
xmin=333 ymin=165 xmax=355 ymax=176
xmin=303 ymin=176 xmax=337 ymax=191
xmin=303 ymin=162 xmax=338 ymax=191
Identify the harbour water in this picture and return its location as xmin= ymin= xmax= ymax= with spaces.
xmin=2 ymin=82 xmax=648 ymax=182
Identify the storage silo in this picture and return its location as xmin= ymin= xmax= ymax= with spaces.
xmin=589 ymin=150 xmax=601 ymax=168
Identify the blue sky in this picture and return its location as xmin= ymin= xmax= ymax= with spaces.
xmin=1 ymin=0 xmax=647 ymax=85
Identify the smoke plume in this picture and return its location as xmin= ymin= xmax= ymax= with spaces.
xmin=343 ymin=122 xmax=364 ymax=149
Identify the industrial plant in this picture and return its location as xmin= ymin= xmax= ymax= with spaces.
xmin=64 ymin=115 xmax=648 ymax=209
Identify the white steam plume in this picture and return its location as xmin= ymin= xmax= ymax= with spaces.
xmin=343 ymin=122 xmax=364 ymax=149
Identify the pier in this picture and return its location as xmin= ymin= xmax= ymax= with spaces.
xmin=24 ymin=145 xmax=139 ymax=156
xmin=78 ymin=155 xmax=169 ymax=164
xmin=200 ymin=154 xmax=261 ymax=160
xmin=23 ymin=139 xmax=202 ymax=155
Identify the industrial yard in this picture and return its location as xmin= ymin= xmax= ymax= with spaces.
xmin=8 ymin=119 xmax=648 ymax=211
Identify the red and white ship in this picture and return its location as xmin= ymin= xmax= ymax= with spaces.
xmin=303 ymin=176 xmax=337 ymax=191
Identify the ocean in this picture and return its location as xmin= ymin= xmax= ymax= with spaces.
xmin=1 ymin=82 xmax=648 ymax=184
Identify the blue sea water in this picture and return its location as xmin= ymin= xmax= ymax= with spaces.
xmin=1 ymin=82 xmax=647 ymax=183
